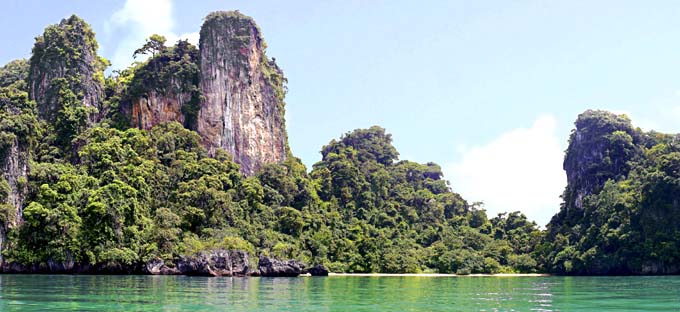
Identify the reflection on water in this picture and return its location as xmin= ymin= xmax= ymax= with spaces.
xmin=0 ymin=275 xmax=678 ymax=311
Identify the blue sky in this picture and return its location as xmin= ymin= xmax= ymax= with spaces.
xmin=3 ymin=0 xmax=680 ymax=226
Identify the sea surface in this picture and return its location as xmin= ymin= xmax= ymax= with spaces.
xmin=0 ymin=274 xmax=678 ymax=311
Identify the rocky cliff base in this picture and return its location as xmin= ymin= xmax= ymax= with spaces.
xmin=0 ymin=250 xmax=328 ymax=277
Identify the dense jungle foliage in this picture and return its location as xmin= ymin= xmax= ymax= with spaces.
xmin=0 ymin=15 xmax=543 ymax=274
xmin=540 ymin=110 xmax=680 ymax=275
xmin=1 ymin=15 xmax=678 ymax=275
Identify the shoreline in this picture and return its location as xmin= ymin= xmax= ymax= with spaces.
xmin=325 ymin=273 xmax=551 ymax=277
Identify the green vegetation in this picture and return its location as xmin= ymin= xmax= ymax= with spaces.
xmin=0 ymin=59 xmax=37 ymax=159
xmin=0 ymin=60 xmax=29 ymax=89
xmin=1 ymin=68 xmax=543 ymax=272
xmin=124 ymin=36 xmax=202 ymax=129
xmin=540 ymin=110 xmax=680 ymax=275
xmin=0 ymin=80 xmax=544 ymax=272
xmin=2 ymin=14 xmax=678 ymax=276
xmin=29 ymin=14 xmax=106 ymax=123
xmin=200 ymin=10 xmax=261 ymax=65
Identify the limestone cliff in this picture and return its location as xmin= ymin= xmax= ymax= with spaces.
xmin=28 ymin=15 xmax=105 ymax=123
xmin=0 ymin=60 xmax=34 ymax=264
xmin=545 ymin=110 xmax=680 ymax=275
xmin=0 ymin=140 xmax=28 ymax=228
xmin=126 ymin=40 xmax=200 ymax=130
xmin=197 ymin=11 xmax=288 ymax=175
xmin=0 ymin=143 xmax=28 ymax=268
xmin=124 ymin=11 xmax=288 ymax=175
xmin=562 ymin=110 xmax=641 ymax=210
xmin=130 ymin=91 xmax=187 ymax=130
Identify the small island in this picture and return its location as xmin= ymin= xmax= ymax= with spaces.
xmin=0 ymin=11 xmax=678 ymax=277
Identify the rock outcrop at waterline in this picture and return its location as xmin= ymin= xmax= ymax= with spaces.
xmin=197 ymin=11 xmax=288 ymax=175
xmin=306 ymin=264 xmax=330 ymax=276
xmin=257 ymin=256 xmax=306 ymax=277
xmin=0 ymin=250 xmax=315 ymax=277
xmin=175 ymin=249 xmax=252 ymax=276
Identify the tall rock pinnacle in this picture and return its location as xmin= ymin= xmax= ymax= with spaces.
xmin=197 ymin=11 xmax=288 ymax=175
xmin=562 ymin=110 xmax=641 ymax=210
xmin=28 ymin=15 xmax=105 ymax=123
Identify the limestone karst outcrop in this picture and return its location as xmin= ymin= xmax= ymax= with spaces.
xmin=0 ymin=60 xmax=33 ymax=264
xmin=196 ymin=11 xmax=288 ymax=175
xmin=561 ymin=110 xmax=641 ymax=210
xmin=127 ymin=11 xmax=288 ymax=175
xmin=257 ymin=255 xmax=306 ymax=277
xmin=28 ymin=15 xmax=105 ymax=123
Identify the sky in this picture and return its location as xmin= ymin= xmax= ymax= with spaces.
xmin=3 ymin=0 xmax=680 ymax=226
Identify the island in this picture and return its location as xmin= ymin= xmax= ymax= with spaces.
xmin=0 ymin=11 xmax=678 ymax=276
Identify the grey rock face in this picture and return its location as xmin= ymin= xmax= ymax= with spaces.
xmin=46 ymin=257 xmax=75 ymax=273
xmin=562 ymin=110 xmax=640 ymax=209
xmin=640 ymin=262 xmax=680 ymax=275
xmin=28 ymin=15 xmax=104 ymax=123
xmin=1 ymin=137 xmax=28 ymax=227
xmin=145 ymin=258 xmax=180 ymax=275
xmin=306 ymin=264 xmax=329 ymax=276
xmin=176 ymin=249 xmax=251 ymax=276
xmin=0 ymin=137 xmax=28 ymax=266
xmin=229 ymin=250 xmax=251 ymax=275
xmin=0 ymin=250 xmax=314 ymax=277
xmin=257 ymin=256 xmax=305 ymax=277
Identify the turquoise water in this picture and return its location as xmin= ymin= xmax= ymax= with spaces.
xmin=0 ymin=275 xmax=678 ymax=311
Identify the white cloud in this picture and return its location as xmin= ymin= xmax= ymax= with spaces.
xmin=106 ymin=0 xmax=199 ymax=70
xmin=445 ymin=115 xmax=566 ymax=227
